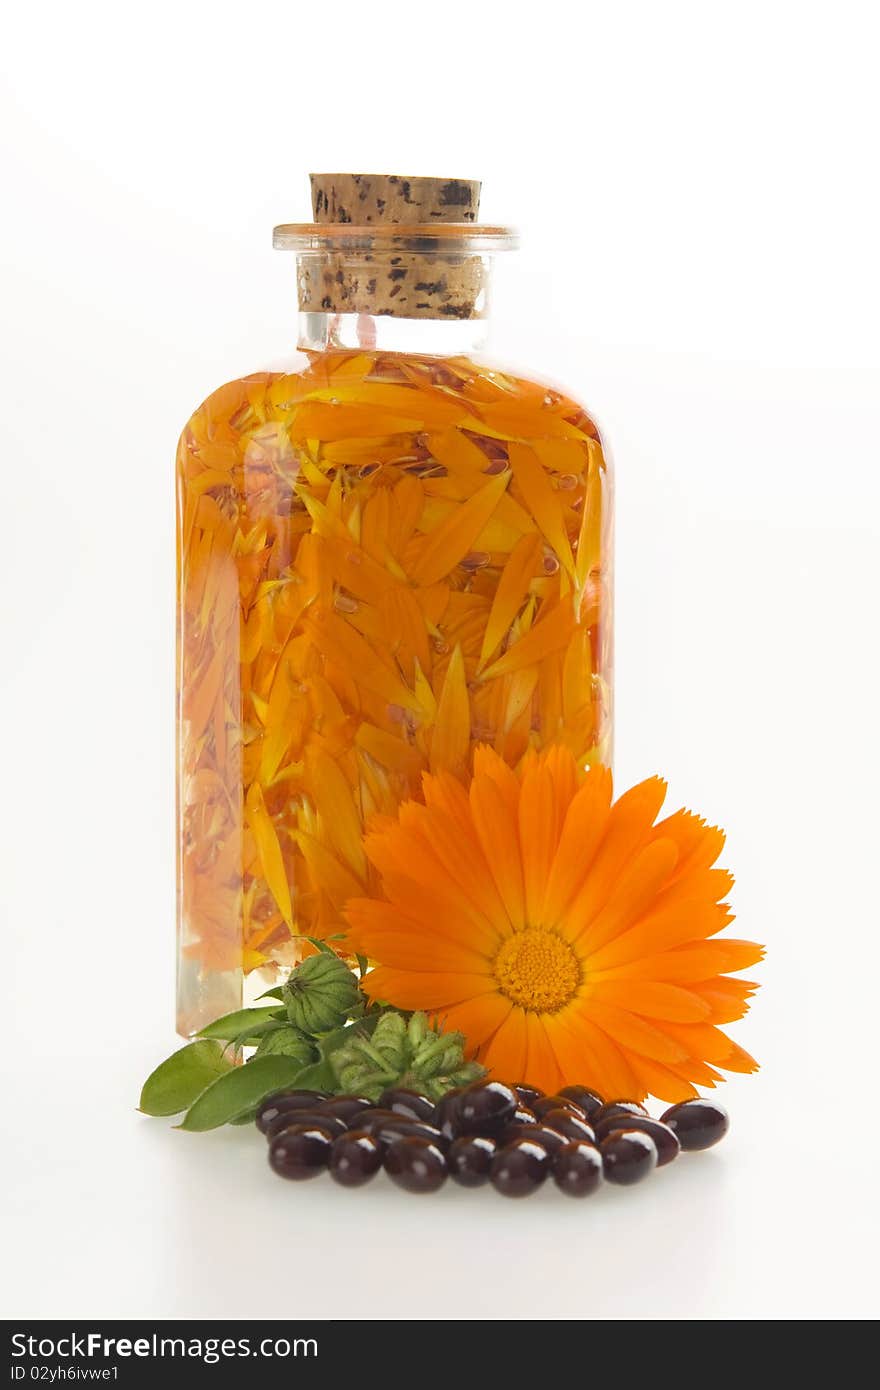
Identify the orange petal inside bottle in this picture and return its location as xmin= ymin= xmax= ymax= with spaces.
xmin=176 ymin=351 xmax=613 ymax=1033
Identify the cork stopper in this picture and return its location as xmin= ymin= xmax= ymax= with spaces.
xmin=294 ymin=172 xmax=491 ymax=320
xmin=310 ymin=173 xmax=481 ymax=225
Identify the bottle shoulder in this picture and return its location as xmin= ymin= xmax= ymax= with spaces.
xmin=176 ymin=349 xmax=610 ymax=477
xmin=470 ymin=349 xmax=610 ymax=458
xmin=176 ymin=361 xmax=300 ymax=450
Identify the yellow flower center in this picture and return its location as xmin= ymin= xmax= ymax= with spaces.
xmin=493 ymin=928 xmax=581 ymax=1013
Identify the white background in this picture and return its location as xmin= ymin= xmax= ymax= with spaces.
xmin=2 ymin=0 xmax=878 ymax=1322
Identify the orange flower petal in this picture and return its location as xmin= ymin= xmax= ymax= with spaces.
xmin=388 ymin=476 xmax=423 ymax=549
xmin=406 ymin=808 xmax=510 ymax=939
xmin=379 ymin=585 xmax=432 ymax=677
xmin=650 ymin=808 xmax=726 ymax=879
xmin=437 ymin=993 xmax=514 ymax=1050
xmin=690 ymin=976 xmax=758 ymax=1023
xmin=650 ymin=866 xmax=734 ymax=916
xmin=338 ymin=744 xmax=761 ymax=1102
xmin=361 ymin=967 xmax=496 ymax=1009
xmin=508 ymin=442 xmax=575 ymax=575
xmin=583 ymin=899 xmax=733 ymax=972
xmin=542 ymin=742 xmax=580 ymax=819
xmin=542 ymin=765 xmax=613 ymax=925
xmin=657 ymin=1021 xmax=749 ymax=1065
xmin=411 ymin=470 xmax=510 ymax=586
xmin=479 ymin=596 xmax=576 ymax=681
xmin=563 ymin=775 xmax=668 ymax=939
xmin=591 ymin=979 xmax=711 ymax=1023
xmin=549 ymin=1008 xmax=643 ymax=1099
xmin=562 ymin=625 xmax=593 ymax=721
xmin=303 ymin=607 xmax=419 ymax=712
xmin=421 ymin=765 xmax=471 ymax=825
xmin=625 ymin=1054 xmax=700 ymax=1104
xmin=364 ymin=820 xmax=502 ymax=954
xmin=245 ymin=781 xmax=293 ymax=928
xmin=473 ymin=743 xmax=522 ymax=812
xmin=482 ymin=1008 xmax=529 ymax=1081
xmin=581 ymin=999 xmax=689 ymax=1065
xmin=295 ymin=831 xmax=363 ymax=912
xmin=346 ymin=884 xmax=496 ymax=959
xmin=351 ymin=924 xmax=488 ymax=974
xmin=469 ymin=764 xmax=525 ymax=931
xmin=594 ymin=938 xmax=765 ymax=982
xmin=305 ymin=745 xmax=367 ymax=878
xmin=575 ymin=838 xmax=679 ymax=955
xmin=574 ymin=440 xmax=604 ymax=590
xmin=666 ymin=1057 xmax=725 ymax=1088
xmin=429 ymin=644 xmax=470 ymax=776
xmin=478 ymin=531 xmax=543 ymax=669
xmin=518 ymin=756 xmax=560 ymax=926
xmin=717 ymin=1040 xmax=760 ymax=1074
xmin=524 ymin=1012 xmax=564 ymax=1094
xmin=355 ymin=722 xmax=425 ymax=780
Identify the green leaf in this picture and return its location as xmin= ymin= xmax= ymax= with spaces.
xmin=229 ymin=1108 xmax=258 ymax=1126
xmin=253 ymin=1026 xmax=314 ymax=1061
xmin=139 ymin=1041 xmax=234 ymax=1117
xmin=356 ymin=954 xmax=368 ymax=978
xmin=288 ymin=1057 xmax=336 ymax=1091
xmin=275 ymin=1014 xmax=382 ymax=1093
xmin=313 ymin=1015 xmax=384 ymax=1088
xmin=316 ymin=1011 xmax=380 ymax=1055
xmin=257 ymin=987 xmax=286 ymax=1002
xmin=304 ymin=936 xmax=339 ymax=956
xmin=196 ymin=1006 xmax=284 ymax=1042
xmin=176 ymin=1056 xmax=309 ymax=1132
xmin=226 ymin=1019 xmax=290 ymax=1053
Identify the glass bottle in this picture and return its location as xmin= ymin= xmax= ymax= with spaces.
xmin=176 ymin=174 xmax=613 ymax=1036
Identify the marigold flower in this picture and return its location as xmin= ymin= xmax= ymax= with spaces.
xmin=345 ymin=746 xmax=762 ymax=1102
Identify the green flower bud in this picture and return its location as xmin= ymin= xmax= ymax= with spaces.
xmin=284 ymin=953 xmax=362 ymax=1035
xmin=407 ymin=1012 xmax=429 ymax=1049
xmin=329 ymin=1010 xmax=485 ymax=1101
xmin=253 ymin=1026 xmax=315 ymax=1064
xmin=370 ymin=1012 xmax=408 ymax=1068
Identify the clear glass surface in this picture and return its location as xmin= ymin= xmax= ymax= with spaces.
xmin=176 ymin=303 xmax=613 ymax=1035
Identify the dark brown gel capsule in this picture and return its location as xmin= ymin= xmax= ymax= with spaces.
xmin=592 ymin=1100 xmax=649 ymax=1127
xmin=593 ymin=1113 xmax=680 ymax=1166
xmin=319 ymin=1095 xmax=373 ymax=1126
xmin=432 ymin=1089 xmax=465 ymax=1140
xmin=384 ymin=1136 xmax=448 ymax=1193
xmin=264 ymin=1109 xmax=347 ymax=1142
xmin=455 ymin=1081 xmax=518 ymax=1136
xmin=600 ymin=1129 xmax=658 ymax=1185
xmin=268 ymin=1123 xmax=335 ymax=1180
xmin=378 ymin=1088 xmax=437 ymax=1123
xmin=557 ymin=1085 xmax=605 ymax=1119
xmin=448 ymin=1135 xmax=497 ymax=1187
xmin=538 ymin=1109 xmax=596 ymax=1144
xmin=533 ymin=1094 xmax=588 ymax=1121
xmin=508 ymin=1103 xmax=539 ymax=1127
xmin=329 ymin=1131 xmax=383 ymax=1187
xmin=256 ymin=1090 xmax=327 ymax=1135
xmin=553 ymin=1142 xmax=603 ymax=1198
xmin=348 ymin=1108 xmax=410 ymax=1133
xmin=490 ymin=1136 xmax=550 ymax=1197
xmin=659 ymin=1099 xmax=729 ymax=1151
xmin=369 ymin=1118 xmax=447 ymax=1151
xmin=513 ymin=1083 xmax=545 ymax=1107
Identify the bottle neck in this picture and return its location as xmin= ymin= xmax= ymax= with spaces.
xmin=297 ymin=310 xmax=490 ymax=357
